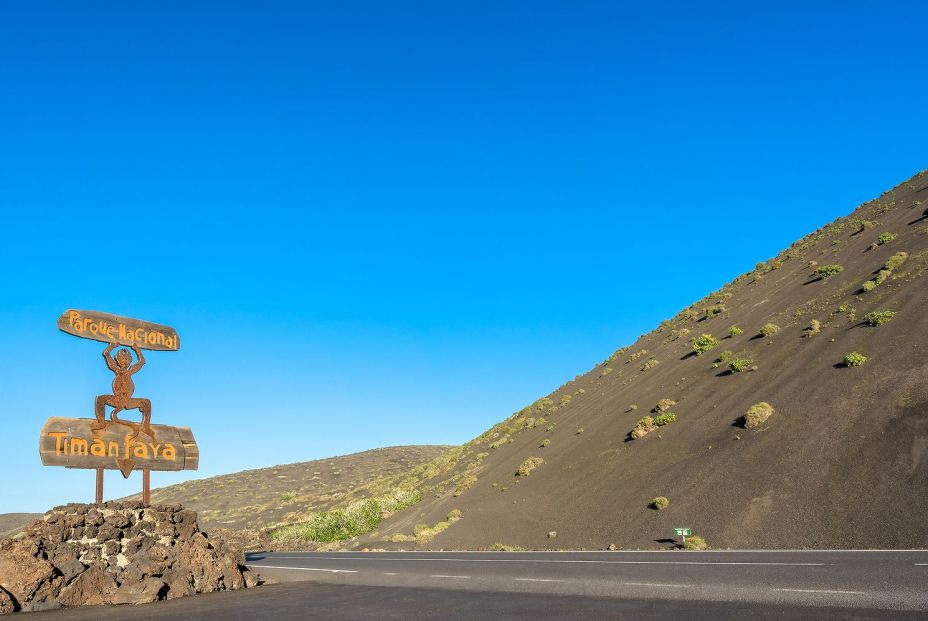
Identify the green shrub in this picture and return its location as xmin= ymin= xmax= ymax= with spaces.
xmin=728 ymin=326 xmax=743 ymax=337
xmin=490 ymin=436 xmax=510 ymax=449
xmin=641 ymin=358 xmax=659 ymax=370
xmin=681 ymin=308 xmax=699 ymax=321
xmin=717 ymin=350 xmax=734 ymax=364
xmin=858 ymin=220 xmax=878 ymax=232
xmin=877 ymin=232 xmax=897 ymax=245
xmin=655 ymin=398 xmax=676 ymax=412
xmin=744 ymin=402 xmax=774 ymax=428
xmin=861 ymin=280 xmax=877 ymax=292
xmin=540 ymin=439 xmax=550 ymax=448
xmin=453 ymin=474 xmax=478 ymax=497
xmin=683 ymin=535 xmax=707 ymax=550
xmin=705 ymin=304 xmax=725 ymax=318
xmin=692 ymin=334 xmax=719 ymax=355
xmin=729 ymin=356 xmax=755 ymax=373
xmin=650 ymin=496 xmax=670 ymax=510
xmin=653 ymin=413 xmax=677 ymax=426
xmin=516 ymin=457 xmax=544 ymax=476
xmin=806 ymin=319 xmax=821 ymax=336
xmin=272 ymin=492 xmax=411 ymax=542
xmin=559 ymin=394 xmax=573 ymax=406
xmin=759 ymin=323 xmax=780 ymax=337
xmin=837 ymin=303 xmax=850 ymax=313
xmin=816 ymin=264 xmax=844 ymax=279
xmin=884 ymin=252 xmax=908 ymax=270
xmin=844 ymin=352 xmax=868 ymax=367
xmin=875 ymin=269 xmax=891 ymax=285
xmin=865 ymin=310 xmax=896 ymax=326
xmin=447 ymin=509 xmax=463 ymax=521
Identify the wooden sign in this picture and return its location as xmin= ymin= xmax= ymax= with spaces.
xmin=40 ymin=417 xmax=198 ymax=475
xmin=57 ymin=309 xmax=180 ymax=351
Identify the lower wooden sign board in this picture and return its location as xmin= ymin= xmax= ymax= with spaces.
xmin=39 ymin=417 xmax=198 ymax=474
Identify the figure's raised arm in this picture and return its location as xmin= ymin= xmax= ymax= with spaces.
xmin=103 ymin=342 xmax=118 ymax=371
xmin=130 ymin=343 xmax=145 ymax=373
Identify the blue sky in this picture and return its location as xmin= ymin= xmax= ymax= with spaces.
xmin=1 ymin=1 xmax=925 ymax=512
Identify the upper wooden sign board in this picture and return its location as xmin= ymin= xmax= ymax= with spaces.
xmin=58 ymin=309 xmax=180 ymax=351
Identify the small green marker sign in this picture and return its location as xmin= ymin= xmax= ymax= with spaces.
xmin=674 ymin=527 xmax=692 ymax=545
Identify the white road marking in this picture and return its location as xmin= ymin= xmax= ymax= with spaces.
xmin=431 ymin=574 xmax=470 ymax=579
xmin=249 ymin=564 xmax=358 ymax=574
xmin=384 ymin=572 xmax=398 ymax=575
xmin=514 ymin=578 xmax=565 ymax=583
xmin=624 ymin=582 xmax=689 ymax=588
xmin=774 ymin=588 xmax=866 ymax=595
xmin=295 ymin=556 xmax=828 ymax=567
xmin=915 ymin=564 xmax=928 ymax=566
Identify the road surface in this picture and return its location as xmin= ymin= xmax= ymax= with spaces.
xmin=24 ymin=550 xmax=928 ymax=619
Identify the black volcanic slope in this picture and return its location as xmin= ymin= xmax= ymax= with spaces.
xmin=359 ymin=170 xmax=928 ymax=550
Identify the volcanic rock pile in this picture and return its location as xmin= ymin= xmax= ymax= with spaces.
xmin=0 ymin=502 xmax=259 ymax=613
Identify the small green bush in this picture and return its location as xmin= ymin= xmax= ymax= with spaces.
xmin=453 ymin=474 xmax=478 ymax=497
xmin=729 ymin=356 xmax=755 ymax=373
xmin=861 ymin=280 xmax=877 ymax=292
xmin=816 ymin=264 xmax=844 ymax=279
xmin=692 ymin=334 xmax=719 ymax=355
xmin=516 ymin=457 xmax=544 ymax=476
xmin=540 ymin=439 xmax=551 ymax=448
xmin=653 ymin=413 xmax=677 ymax=426
xmin=641 ymin=357 xmax=659 ymax=370
xmin=844 ymin=352 xmax=868 ymax=367
xmin=705 ymin=304 xmax=725 ymax=318
xmin=717 ymin=350 xmax=734 ymax=363
xmin=683 ymin=535 xmax=707 ymax=550
xmin=884 ymin=252 xmax=908 ymax=271
xmin=650 ymin=496 xmax=670 ymax=510
xmin=877 ymin=232 xmax=897 ymax=245
xmin=759 ymin=323 xmax=780 ymax=337
xmin=806 ymin=319 xmax=821 ymax=336
xmin=447 ymin=509 xmax=463 ymax=521
xmin=744 ymin=402 xmax=774 ymax=428
xmin=728 ymin=326 xmax=743 ymax=337
xmin=655 ymin=398 xmax=676 ymax=412
xmin=865 ymin=310 xmax=896 ymax=326
xmin=858 ymin=220 xmax=878 ymax=232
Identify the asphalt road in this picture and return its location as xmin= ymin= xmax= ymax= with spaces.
xmin=23 ymin=550 xmax=928 ymax=620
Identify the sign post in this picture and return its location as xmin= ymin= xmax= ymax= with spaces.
xmin=673 ymin=527 xmax=692 ymax=546
xmin=44 ymin=309 xmax=196 ymax=506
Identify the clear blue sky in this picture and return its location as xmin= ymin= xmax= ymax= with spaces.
xmin=1 ymin=1 xmax=925 ymax=512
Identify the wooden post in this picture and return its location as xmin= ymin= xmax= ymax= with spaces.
xmin=95 ymin=468 xmax=104 ymax=505
xmin=142 ymin=469 xmax=151 ymax=506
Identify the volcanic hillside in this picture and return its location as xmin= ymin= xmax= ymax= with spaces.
xmin=0 ymin=514 xmax=41 ymax=539
xmin=131 ymin=445 xmax=447 ymax=531
xmin=351 ymin=170 xmax=928 ymax=551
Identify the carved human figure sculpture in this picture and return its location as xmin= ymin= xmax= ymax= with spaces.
xmin=93 ymin=342 xmax=155 ymax=440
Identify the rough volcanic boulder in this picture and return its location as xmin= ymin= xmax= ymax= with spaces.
xmin=0 ymin=502 xmax=260 ymax=614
